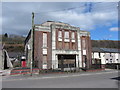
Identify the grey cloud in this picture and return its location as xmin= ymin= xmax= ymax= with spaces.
xmin=2 ymin=2 xmax=118 ymax=35
xmin=2 ymin=2 xmax=83 ymax=35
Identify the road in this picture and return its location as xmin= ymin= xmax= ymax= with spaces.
xmin=2 ymin=70 xmax=119 ymax=88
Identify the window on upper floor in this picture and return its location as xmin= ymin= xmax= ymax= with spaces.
xmin=64 ymin=31 xmax=69 ymax=39
xmin=71 ymin=32 xmax=75 ymax=43
xmin=82 ymin=38 xmax=86 ymax=49
xmin=58 ymin=31 xmax=62 ymax=37
xmin=58 ymin=31 xmax=62 ymax=41
xmin=43 ymin=33 xmax=47 ymax=47
xmin=71 ymin=32 xmax=75 ymax=40
xmin=43 ymin=55 xmax=47 ymax=64
xmin=64 ymin=31 xmax=70 ymax=42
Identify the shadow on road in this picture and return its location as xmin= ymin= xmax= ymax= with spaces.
xmin=111 ymin=77 xmax=120 ymax=81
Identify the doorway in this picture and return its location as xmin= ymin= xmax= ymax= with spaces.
xmin=58 ymin=55 xmax=76 ymax=69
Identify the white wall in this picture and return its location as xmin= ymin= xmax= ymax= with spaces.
xmin=113 ymin=53 xmax=119 ymax=63
xmin=101 ymin=53 xmax=106 ymax=64
xmin=92 ymin=52 xmax=105 ymax=64
xmin=104 ymin=53 xmax=118 ymax=64
xmin=92 ymin=52 xmax=120 ymax=64
xmin=92 ymin=52 xmax=100 ymax=59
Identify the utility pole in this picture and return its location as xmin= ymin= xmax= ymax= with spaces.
xmin=30 ymin=12 xmax=34 ymax=76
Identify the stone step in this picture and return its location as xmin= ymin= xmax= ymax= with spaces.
xmin=10 ymin=68 xmax=39 ymax=75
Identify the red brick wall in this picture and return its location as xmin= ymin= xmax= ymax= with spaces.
xmin=34 ymin=31 xmax=43 ymax=68
xmin=47 ymin=32 xmax=52 ymax=69
xmin=86 ymin=36 xmax=92 ymax=68
xmin=56 ymin=28 xmax=78 ymax=50
xmin=34 ymin=31 xmax=52 ymax=69
xmin=81 ymin=36 xmax=92 ymax=69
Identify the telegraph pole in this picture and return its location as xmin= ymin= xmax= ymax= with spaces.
xmin=30 ymin=12 xmax=34 ymax=76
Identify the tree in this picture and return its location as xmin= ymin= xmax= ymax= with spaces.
xmin=4 ymin=33 xmax=8 ymax=38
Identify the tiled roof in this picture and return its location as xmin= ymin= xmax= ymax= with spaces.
xmin=100 ymin=48 xmax=120 ymax=53
xmin=92 ymin=47 xmax=104 ymax=52
xmin=92 ymin=47 xmax=120 ymax=53
xmin=8 ymin=52 xmax=24 ymax=58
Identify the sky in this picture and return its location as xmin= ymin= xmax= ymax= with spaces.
xmin=1 ymin=2 xmax=119 ymax=40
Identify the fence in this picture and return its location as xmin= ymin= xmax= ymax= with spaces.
xmin=105 ymin=63 xmax=120 ymax=70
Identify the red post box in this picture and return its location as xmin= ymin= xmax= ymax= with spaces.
xmin=21 ymin=56 xmax=26 ymax=67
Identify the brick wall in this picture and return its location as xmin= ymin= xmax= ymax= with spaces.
xmin=81 ymin=36 xmax=92 ymax=69
xmin=56 ymin=28 xmax=78 ymax=50
xmin=34 ymin=31 xmax=52 ymax=69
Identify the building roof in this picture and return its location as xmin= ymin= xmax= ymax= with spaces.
xmin=100 ymin=48 xmax=120 ymax=53
xmin=24 ymin=30 xmax=31 ymax=44
xmin=25 ymin=21 xmax=90 ymax=44
xmin=92 ymin=47 xmax=120 ymax=53
xmin=41 ymin=21 xmax=70 ymax=26
xmin=8 ymin=52 xmax=24 ymax=58
xmin=92 ymin=47 xmax=104 ymax=52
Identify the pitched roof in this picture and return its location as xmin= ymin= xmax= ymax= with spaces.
xmin=92 ymin=47 xmax=120 ymax=53
xmin=100 ymin=48 xmax=120 ymax=53
xmin=8 ymin=52 xmax=24 ymax=58
xmin=92 ymin=47 xmax=104 ymax=52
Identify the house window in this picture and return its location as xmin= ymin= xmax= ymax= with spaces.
xmin=82 ymin=38 xmax=86 ymax=49
xmin=43 ymin=55 xmax=47 ymax=64
xmin=71 ymin=32 xmax=75 ymax=40
xmin=110 ymin=59 xmax=112 ymax=63
xmin=65 ymin=42 xmax=69 ymax=49
xmin=58 ymin=41 xmax=62 ymax=49
xmin=43 ymin=33 xmax=47 ymax=47
xmin=71 ymin=32 xmax=75 ymax=42
xmin=58 ymin=31 xmax=62 ymax=38
xmin=58 ymin=31 xmax=62 ymax=41
xmin=64 ymin=31 xmax=69 ymax=39
xmin=64 ymin=31 xmax=69 ymax=42
xmin=106 ymin=59 xmax=108 ymax=61
xmin=110 ymin=54 xmax=112 ymax=57
xmin=72 ymin=42 xmax=75 ymax=49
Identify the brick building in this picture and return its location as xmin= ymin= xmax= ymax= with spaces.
xmin=25 ymin=21 xmax=92 ymax=70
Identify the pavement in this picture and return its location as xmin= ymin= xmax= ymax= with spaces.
xmin=2 ymin=69 xmax=120 ymax=88
xmin=1 ymin=69 xmax=108 ymax=79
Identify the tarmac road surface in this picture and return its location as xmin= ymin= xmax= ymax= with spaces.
xmin=2 ymin=70 xmax=119 ymax=88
